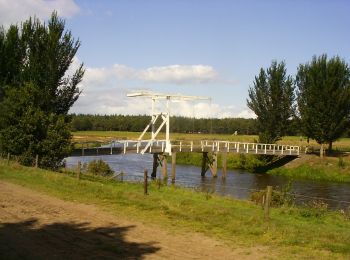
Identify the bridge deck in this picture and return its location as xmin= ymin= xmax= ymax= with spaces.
xmin=71 ymin=140 xmax=300 ymax=157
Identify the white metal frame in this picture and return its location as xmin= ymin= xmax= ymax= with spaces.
xmin=127 ymin=91 xmax=210 ymax=155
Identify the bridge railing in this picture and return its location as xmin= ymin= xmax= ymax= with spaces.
xmin=172 ymin=140 xmax=300 ymax=155
xmin=105 ymin=139 xmax=300 ymax=156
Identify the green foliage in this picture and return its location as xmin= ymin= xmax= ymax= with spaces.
xmin=87 ymin=159 xmax=114 ymax=176
xmin=247 ymin=61 xmax=295 ymax=144
xmin=0 ymin=12 xmax=84 ymax=169
xmin=296 ymin=54 xmax=350 ymax=151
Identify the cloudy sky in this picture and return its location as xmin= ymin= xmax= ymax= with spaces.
xmin=1 ymin=0 xmax=349 ymax=118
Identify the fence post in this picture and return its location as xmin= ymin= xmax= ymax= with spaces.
xmin=77 ymin=161 xmax=81 ymax=180
xmin=35 ymin=154 xmax=39 ymax=168
xmin=144 ymin=169 xmax=148 ymax=195
xmin=7 ymin=153 xmax=10 ymax=165
xmin=264 ymin=186 xmax=273 ymax=220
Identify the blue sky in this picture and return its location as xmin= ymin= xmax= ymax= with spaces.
xmin=1 ymin=0 xmax=349 ymax=118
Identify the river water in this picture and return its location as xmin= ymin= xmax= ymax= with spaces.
xmin=65 ymin=154 xmax=350 ymax=210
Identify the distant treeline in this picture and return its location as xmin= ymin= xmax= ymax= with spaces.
xmin=70 ymin=114 xmax=302 ymax=135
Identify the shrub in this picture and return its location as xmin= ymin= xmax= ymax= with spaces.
xmin=87 ymin=159 xmax=114 ymax=176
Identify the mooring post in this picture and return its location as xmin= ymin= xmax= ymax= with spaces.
xmin=211 ymin=152 xmax=218 ymax=178
xmin=144 ymin=169 xmax=148 ymax=195
xmin=35 ymin=154 xmax=39 ymax=168
xmin=221 ymin=152 xmax=227 ymax=179
xmin=264 ymin=186 xmax=273 ymax=220
xmin=77 ymin=161 xmax=81 ymax=180
xmin=201 ymin=152 xmax=208 ymax=177
xmin=162 ymin=154 xmax=168 ymax=180
xmin=151 ymin=153 xmax=158 ymax=179
xmin=171 ymin=152 xmax=176 ymax=183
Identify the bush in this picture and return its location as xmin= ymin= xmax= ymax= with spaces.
xmin=87 ymin=159 xmax=114 ymax=176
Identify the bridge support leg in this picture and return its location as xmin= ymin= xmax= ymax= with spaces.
xmin=171 ymin=152 xmax=176 ymax=183
xmin=162 ymin=154 xmax=168 ymax=180
xmin=152 ymin=153 xmax=159 ymax=179
xmin=210 ymin=152 xmax=218 ymax=178
xmin=201 ymin=152 xmax=208 ymax=177
xmin=222 ymin=152 xmax=227 ymax=179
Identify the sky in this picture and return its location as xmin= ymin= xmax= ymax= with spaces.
xmin=1 ymin=0 xmax=349 ymax=118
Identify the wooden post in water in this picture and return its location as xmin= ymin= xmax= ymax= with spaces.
xmin=162 ymin=154 xmax=168 ymax=180
xmin=171 ymin=152 xmax=176 ymax=183
xmin=35 ymin=154 xmax=39 ymax=168
xmin=151 ymin=153 xmax=158 ymax=179
xmin=201 ymin=152 xmax=208 ymax=177
xmin=264 ymin=186 xmax=273 ymax=220
xmin=144 ymin=169 xmax=148 ymax=195
xmin=7 ymin=153 xmax=10 ymax=165
xmin=77 ymin=161 xmax=81 ymax=180
xmin=211 ymin=152 xmax=218 ymax=178
xmin=221 ymin=152 xmax=227 ymax=179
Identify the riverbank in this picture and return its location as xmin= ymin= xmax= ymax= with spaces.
xmin=267 ymin=154 xmax=350 ymax=183
xmin=1 ymin=160 xmax=349 ymax=259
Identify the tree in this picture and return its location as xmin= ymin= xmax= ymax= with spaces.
xmin=296 ymin=54 xmax=350 ymax=155
xmin=247 ymin=61 xmax=295 ymax=143
xmin=0 ymin=12 xmax=84 ymax=168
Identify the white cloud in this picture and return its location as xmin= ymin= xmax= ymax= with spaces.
xmin=0 ymin=0 xmax=80 ymax=27
xmin=69 ymin=61 xmax=253 ymax=118
xmin=138 ymin=65 xmax=217 ymax=84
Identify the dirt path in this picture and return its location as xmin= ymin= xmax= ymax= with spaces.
xmin=0 ymin=181 xmax=270 ymax=259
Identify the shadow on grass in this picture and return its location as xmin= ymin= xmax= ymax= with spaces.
xmin=0 ymin=219 xmax=160 ymax=259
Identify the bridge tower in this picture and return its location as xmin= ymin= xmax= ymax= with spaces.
xmin=127 ymin=91 xmax=210 ymax=155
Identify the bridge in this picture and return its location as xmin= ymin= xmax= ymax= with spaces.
xmin=71 ymin=91 xmax=300 ymax=179
xmin=71 ymin=139 xmax=300 ymax=179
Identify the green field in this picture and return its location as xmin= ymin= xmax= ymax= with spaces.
xmin=1 ymin=160 xmax=350 ymax=259
xmin=72 ymin=131 xmax=350 ymax=151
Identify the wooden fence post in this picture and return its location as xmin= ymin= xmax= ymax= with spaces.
xmin=7 ymin=153 xmax=10 ymax=165
xmin=35 ymin=154 xmax=39 ymax=168
xmin=144 ymin=169 xmax=148 ymax=195
xmin=77 ymin=161 xmax=81 ymax=180
xmin=264 ymin=186 xmax=273 ymax=220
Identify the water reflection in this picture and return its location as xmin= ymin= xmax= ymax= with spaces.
xmin=65 ymin=154 xmax=350 ymax=210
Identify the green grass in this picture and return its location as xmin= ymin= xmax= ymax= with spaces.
xmin=1 ymin=160 xmax=350 ymax=259
xmin=269 ymin=163 xmax=350 ymax=183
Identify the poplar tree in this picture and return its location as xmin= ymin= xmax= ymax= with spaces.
xmin=247 ymin=61 xmax=295 ymax=144
xmin=296 ymin=55 xmax=350 ymax=155
xmin=0 ymin=12 xmax=84 ymax=168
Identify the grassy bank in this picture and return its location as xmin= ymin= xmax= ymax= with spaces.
xmin=268 ymin=155 xmax=350 ymax=183
xmin=0 ymin=160 xmax=350 ymax=259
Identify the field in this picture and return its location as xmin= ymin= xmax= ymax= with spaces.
xmin=72 ymin=131 xmax=350 ymax=152
xmin=1 ymin=160 xmax=350 ymax=259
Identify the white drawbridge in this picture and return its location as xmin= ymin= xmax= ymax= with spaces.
xmin=127 ymin=91 xmax=210 ymax=155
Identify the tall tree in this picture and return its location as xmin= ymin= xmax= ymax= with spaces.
xmin=296 ymin=54 xmax=350 ymax=155
xmin=247 ymin=61 xmax=295 ymax=143
xmin=0 ymin=12 xmax=84 ymax=168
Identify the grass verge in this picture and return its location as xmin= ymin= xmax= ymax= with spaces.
xmin=1 ymin=160 xmax=349 ymax=259
xmin=268 ymin=155 xmax=350 ymax=183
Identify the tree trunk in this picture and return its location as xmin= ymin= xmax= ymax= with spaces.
xmin=328 ymin=141 xmax=333 ymax=154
